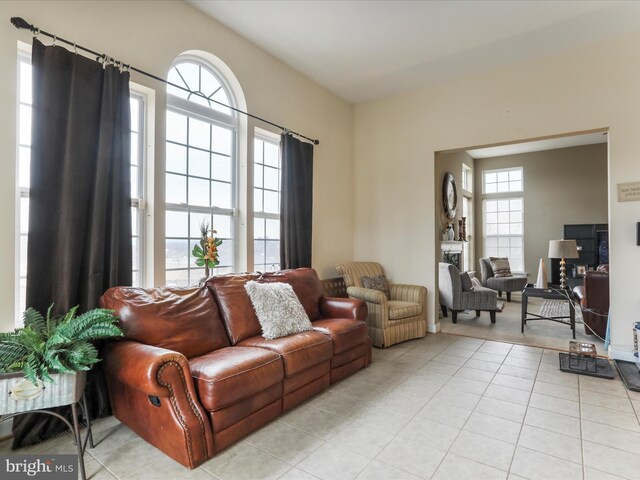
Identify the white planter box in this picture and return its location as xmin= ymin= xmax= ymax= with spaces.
xmin=0 ymin=371 xmax=86 ymax=414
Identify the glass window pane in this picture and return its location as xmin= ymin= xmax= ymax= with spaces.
xmin=264 ymin=142 xmax=279 ymax=167
xmin=212 ymin=125 xmax=232 ymax=155
xmin=497 ymin=212 xmax=509 ymax=223
xmin=497 ymin=200 xmax=509 ymax=211
xmin=132 ymin=238 xmax=139 ymax=270
xmin=485 ymin=183 xmax=497 ymax=194
xmin=20 ymin=61 xmax=32 ymax=104
xmin=177 ymin=63 xmax=200 ymax=92
xmin=497 ymin=182 xmax=509 ymax=193
xmin=189 ymin=177 xmax=210 ymax=207
xmin=485 ymin=201 xmax=497 ymax=213
xmin=211 ymin=89 xmax=231 ymax=116
xmin=190 ymin=212 xmax=211 ymax=238
xmin=189 ymin=148 xmax=209 ymax=178
xmin=510 ymin=198 xmax=523 ymax=210
xmin=166 ymin=269 xmax=190 ymax=287
xmin=218 ymin=243 xmax=234 ymax=267
xmin=510 ymin=212 xmax=522 ymax=223
xmin=130 ymin=132 xmax=139 ymax=166
xmin=254 ymin=187 xmax=263 ymax=212
xmin=509 ymin=169 xmax=522 ymax=181
xmin=166 ymin=173 xmax=187 ymax=204
xmin=165 ymin=239 xmax=189 ymax=269
xmin=19 ymin=104 xmax=31 ymax=146
xmin=265 ymin=240 xmax=280 ymax=265
xmin=485 ymin=237 xmax=498 ymax=248
xmin=212 ymin=215 xmax=231 ymax=238
xmin=189 ymin=117 xmax=210 ymax=151
xmin=254 ymin=139 xmax=264 ymax=164
xmin=130 ymin=166 xmax=139 ymax=198
xmin=211 ymin=181 xmax=231 ymax=209
xmin=254 ymin=164 xmax=264 ymax=188
xmin=264 ymin=166 xmax=279 ymax=191
xmin=264 ymin=190 xmax=279 ymax=214
xmin=212 ymin=154 xmax=231 ymax=182
xmin=20 ymin=236 xmax=27 ymax=277
xmin=254 ymin=240 xmax=265 ymax=265
xmin=497 ymin=172 xmax=509 ymax=182
xmin=486 ymin=224 xmax=498 ymax=235
xmin=166 ymin=111 xmax=187 ymax=144
xmin=130 ymin=98 xmax=140 ymax=132
xmin=486 ymin=213 xmax=498 ymax=224
xmin=511 ymin=223 xmax=523 ymax=235
xmin=510 ymin=180 xmax=522 ymax=191
xmin=200 ymin=68 xmax=221 ymax=96
xmin=166 ymin=143 xmax=187 ymax=174
xmin=254 ymin=218 xmax=265 ymax=239
xmin=20 ymin=198 xmax=29 ymax=234
xmin=166 ymin=210 xmax=188 ymax=237
xmin=131 ymin=207 xmax=139 ymax=236
xmin=266 ymin=219 xmax=279 ymax=239
xmin=167 ymin=67 xmax=190 ymax=100
xmin=485 ymin=172 xmax=496 ymax=184
xmin=498 ymin=224 xmax=510 ymax=235
xmin=19 ymin=146 xmax=30 ymax=189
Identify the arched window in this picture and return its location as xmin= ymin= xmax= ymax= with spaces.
xmin=165 ymin=57 xmax=238 ymax=286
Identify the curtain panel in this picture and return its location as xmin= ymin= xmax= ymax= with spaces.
xmin=14 ymin=39 xmax=132 ymax=447
xmin=279 ymin=133 xmax=314 ymax=270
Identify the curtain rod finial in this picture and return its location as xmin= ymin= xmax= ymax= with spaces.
xmin=313 ymin=140 xmax=319 ymax=145
xmin=11 ymin=17 xmax=34 ymax=31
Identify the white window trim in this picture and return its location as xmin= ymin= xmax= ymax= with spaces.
xmin=482 ymin=166 xmax=523 ymax=194
xmin=165 ymin=58 xmax=240 ymax=284
xmin=482 ymin=197 xmax=525 ymax=274
xmin=252 ymin=128 xmax=281 ymax=272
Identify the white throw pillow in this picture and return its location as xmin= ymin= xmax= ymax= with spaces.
xmin=244 ymin=281 xmax=313 ymax=340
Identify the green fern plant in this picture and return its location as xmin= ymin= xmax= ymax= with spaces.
xmin=0 ymin=305 xmax=123 ymax=385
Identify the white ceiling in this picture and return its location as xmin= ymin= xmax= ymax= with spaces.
xmin=465 ymin=131 xmax=607 ymax=159
xmin=187 ymin=0 xmax=640 ymax=103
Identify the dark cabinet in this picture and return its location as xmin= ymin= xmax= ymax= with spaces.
xmin=551 ymin=223 xmax=608 ymax=285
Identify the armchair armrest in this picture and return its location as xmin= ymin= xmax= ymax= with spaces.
xmin=103 ymin=340 xmax=192 ymax=397
xmin=389 ymin=284 xmax=427 ymax=304
xmin=320 ymin=297 xmax=368 ymax=321
xmin=346 ymin=286 xmax=388 ymax=305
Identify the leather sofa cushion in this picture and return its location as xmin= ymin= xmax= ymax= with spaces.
xmin=101 ymin=286 xmax=229 ymax=358
xmin=258 ymin=269 xmax=323 ymax=321
xmin=238 ymin=331 xmax=332 ymax=377
xmin=311 ymin=318 xmax=368 ymax=354
xmin=189 ymin=346 xmax=283 ymax=411
xmin=206 ymin=273 xmax=262 ymax=344
xmin=388 ymin=300 xmax=422 ymax=320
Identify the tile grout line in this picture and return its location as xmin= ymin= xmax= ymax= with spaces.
xmin=504 ymin=345 xmax=542 ymax=479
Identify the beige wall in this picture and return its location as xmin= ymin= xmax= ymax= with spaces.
xmin=473 ymin=144 xmax=608 ymax=279
xmin=354 ymin=32 xmax=640 ymax=359
xmin=0 ymin=1 xmax=354 ymax=331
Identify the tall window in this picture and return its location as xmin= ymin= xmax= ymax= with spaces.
xmin=482 ymin=165 xmax=524 ymax=272
xmin=165 ymin=59 xmax=237 ymax=286
xmin=15 ymin=46 xmax=147 ymax=323
xmin=253 ymin=133 xmax=281 ymax=272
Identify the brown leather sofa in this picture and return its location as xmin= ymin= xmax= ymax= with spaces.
xmin=573 ymin=266 xmax=609 ymax=338
xmin=101 ymin=268 xmax=371 ymax=469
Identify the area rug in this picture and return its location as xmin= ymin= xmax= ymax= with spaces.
xmin=615 ymin=360 xmax=640 ymax=392
xmin=539 ymin=300 xmax=583 ymax=321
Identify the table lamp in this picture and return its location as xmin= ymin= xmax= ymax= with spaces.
xmin=548 ymin=239 xmax=579 ymax=289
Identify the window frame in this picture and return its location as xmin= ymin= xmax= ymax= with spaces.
xmin=482 ymin=166 xmax=523 ymax=194
xmin=482 ymin=196 xmax=525 ymax=273
xmin=252 ymin=129 xmax=281 ymax=272
xmin=164 ymin=57 xmax=240 ymax=286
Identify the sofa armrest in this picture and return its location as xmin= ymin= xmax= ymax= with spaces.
xmin=103 ymin=341 xmax=192 ymax=397
xmin=389 ymin=284 xmax=427 ymax=304
xmin=573 ymin=285 xmax=585 ymax=304
xmin=346 ymin=286 xmax=388 ymax=305
xmin=319 ymin=297 xmax=368 ymax=321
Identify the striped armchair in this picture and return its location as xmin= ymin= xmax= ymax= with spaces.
xmin=439 ymin=262 xmax=499 ymax=324
xmin=336 ymin=262 xmax=427 ymax=348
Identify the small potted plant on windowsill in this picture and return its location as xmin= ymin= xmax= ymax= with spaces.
xmin=0 ymin=305 xmax=123 ymax=414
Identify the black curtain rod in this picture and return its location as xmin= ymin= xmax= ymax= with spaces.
xmin=10 ymin=16 xmax=320 ymax=145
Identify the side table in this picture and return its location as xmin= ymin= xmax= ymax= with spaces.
xmin=521 ymin=287 xmax=576 ymax=339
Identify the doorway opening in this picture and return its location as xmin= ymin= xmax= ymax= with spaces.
xmin=434 ymin=129 xmax=609 ymax=352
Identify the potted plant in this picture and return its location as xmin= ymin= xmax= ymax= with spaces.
xmin=0 ymin=305 xmax=123 ymax=414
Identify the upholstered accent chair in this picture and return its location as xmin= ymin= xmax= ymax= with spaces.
xmin=479 ymin=257 xmax=528 ymax=302
xmin=336 ymin=262 xmax=427 ymax=348
xmin=439 ymin=262 xmax=499 ymax=323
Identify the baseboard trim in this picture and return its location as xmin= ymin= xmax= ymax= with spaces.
xmin=428 ymin=322 xmax=441 ymax=333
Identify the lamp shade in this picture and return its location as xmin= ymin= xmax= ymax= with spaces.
xmin=548 ymin=239 xmax=579 ymax=259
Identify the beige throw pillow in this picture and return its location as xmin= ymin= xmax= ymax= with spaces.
xmin=244 ymin=281 xmax=313 ymax=340
xmin=489 ymin=257 xmax=513 ymax=278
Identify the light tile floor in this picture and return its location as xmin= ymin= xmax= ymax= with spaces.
xmin=2 ymin=333 xmax=639 ymax=480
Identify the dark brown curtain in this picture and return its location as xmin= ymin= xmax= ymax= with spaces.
xmin=13 ymin=39 xmax=132 ymax=447
xmin=280 ymin=133 xmax=314 ymax=269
